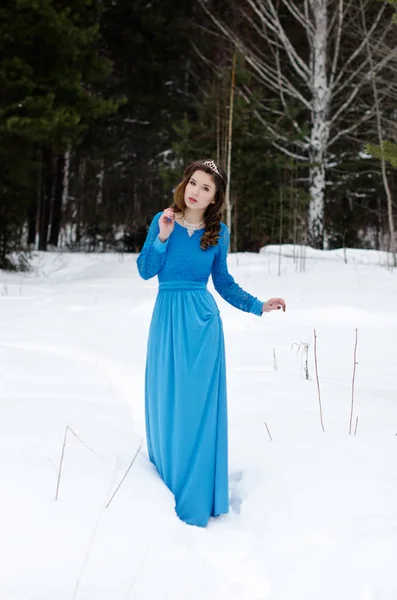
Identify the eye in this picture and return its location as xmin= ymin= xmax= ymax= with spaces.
xmin=203 ymin=187 xmax=209 ymax=192
xmin=190 ymin=180 xmax=196 ymax=186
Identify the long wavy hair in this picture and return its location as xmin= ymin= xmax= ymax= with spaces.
xmin=171 ymin=160 xmax=227 ymax=250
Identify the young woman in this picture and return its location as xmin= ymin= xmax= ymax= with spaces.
xmin=137 ymin=159 xmax=286 ymax=527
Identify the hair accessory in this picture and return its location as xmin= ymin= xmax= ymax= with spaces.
xmin=203 ymin=160 xmax=221 ymax=177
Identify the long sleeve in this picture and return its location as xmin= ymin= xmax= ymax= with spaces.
xmin=137 ymin=212 xmax=169 ymax=280
xmin=211 ymin=224 xmax=263 ymax=316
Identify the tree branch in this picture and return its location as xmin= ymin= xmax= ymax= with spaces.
xmin=280 ymin=0 xmax=315 ymax=38
xmin=245 ymin=0 xmax=312 ymax=84
xmin=331 ymin=3 xmax=388 ymax=89
xmin=328 ymin=110 xmax=376 ymax=146
xmin=329 ymin=0 xmax=344 ymax=89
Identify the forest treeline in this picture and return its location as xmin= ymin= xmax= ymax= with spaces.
xmin=1 ymin=0 xmax=397 ymax=269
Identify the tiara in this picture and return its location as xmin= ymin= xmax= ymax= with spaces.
xmin=204 ymin=160 xmax=221 ymax=177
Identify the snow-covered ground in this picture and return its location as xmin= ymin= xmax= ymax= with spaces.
xmin=0 ymin=247 xmax=396 ymax=600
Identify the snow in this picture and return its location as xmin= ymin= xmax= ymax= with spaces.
xmin=1 ymin=247 xmax=396 ymax=600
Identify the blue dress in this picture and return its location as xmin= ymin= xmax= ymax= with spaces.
xmin=137 ymin=212 xmax=263 ymax=527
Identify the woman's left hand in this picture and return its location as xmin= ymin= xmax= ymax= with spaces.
xmin=262 ymin=298 xmax=286 ymax=313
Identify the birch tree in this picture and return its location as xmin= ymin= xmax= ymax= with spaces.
xmin=199 ymin=0 xmax=397 ymax=247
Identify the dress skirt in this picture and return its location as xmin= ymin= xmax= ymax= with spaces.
xmin=145 ymin=280 xmax=229 ymax=527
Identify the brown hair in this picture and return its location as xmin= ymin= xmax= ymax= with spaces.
xmin=171 ymin=160 xmax=227 ymax=250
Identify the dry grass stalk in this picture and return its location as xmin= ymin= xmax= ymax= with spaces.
xmin=73 ymin=458 xmax=120 ymax=600
xmin=55 ymin=425 xmax=103 ymax=501
xmin=313 ymin=329 xmax=325 ymax=432
xmin=106 ymin=440 xmax=142 ymax=509
xmin=349 ymin=328 xmax=359 ymax=435
xmin=55 ymin=426 xmax=68 ymax=501
xmin=292 ymin=341 xmax=310 ymax=380
xmin=273 ymin=348 xmax=278 ymax=372
xmin=123 ymin=547 xmax=150 ymax=600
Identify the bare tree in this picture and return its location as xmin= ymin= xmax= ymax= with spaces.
xmin=360 ymin=0 xmax=396 ymax=267
xmin=225 ymin=49 xmax=237 ymax=238
xmin=199 ymin=0 xmax=397 ymax=247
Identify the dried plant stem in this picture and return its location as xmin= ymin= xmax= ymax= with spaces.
xmin=292 ymin=341 xmax=310 ymax=380
xmin=55 ymin=425 xmax=103 ymax=501
xmin=73 ymin=458 xmax=120 ymax=600
xmin=124 ymin=547 xmax=150 ymax=599
xmin=67 ymin=426 xmax=104 ymax=460
xmin=106 ymin=440 xmax=142 ymax=509
xmin=55 ymin=426 xmax=68 ymax=500
xmin=349 ymin=328 xmax=359 ymax=435
xmin=313 ymin=329 xmax=325 ymax=432
xmin=264 ymin=422 xmax=273 ymax=442
xmin=354 ymin=416 xmax=359 ymax=436
xmin=302 ymin=343 xmax=310 ymax=380
xmin=225 ymin=48 xmax=237 ymax=235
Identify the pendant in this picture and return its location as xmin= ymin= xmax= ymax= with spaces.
xmin=182 ymin=218 xmax=204 ymax=237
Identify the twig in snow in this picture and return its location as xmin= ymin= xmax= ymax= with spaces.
xmin=264 ymin=422 xmax=273 ymax=441
xmin=303 ymin=344 xmax=310 ymax=380
xmin=48 ymin=458 xmax=57 ymax=473
xmin=55 ymin=426 xmax=68 ymax=500
xmin=124 ymin=547 xmax=150 ymax=600
xmin=72 ymin=457 xmax=120 ymax=600
xmin=273 ymin=348 xmax=278 ymax=372
xmin=349 ymin=329 xmax=359 ymax=435
xmin=55 ymin=425 xmax=103 ymax=500
xmin=291 ymin=341 xmax=310 ymax=380
xmin=354 ymin=416 xmax=359 ymax=436
xmin=106 ymin=440 xmax=142 ymax=509
xmin=313 ymin=329 xmax=325 ymax=432
xmin=67 ymin=426 xmax=104 ymax=461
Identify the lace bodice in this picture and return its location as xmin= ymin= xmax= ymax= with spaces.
xmin=137 ymin=212 xmax=263 ymax=316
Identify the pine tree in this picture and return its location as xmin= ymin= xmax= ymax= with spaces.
xmin=0 ymin=0 xmax=120 ymax=267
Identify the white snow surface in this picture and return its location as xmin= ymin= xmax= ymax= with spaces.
xmin=0 ymin=247 xmax=396 ymax=600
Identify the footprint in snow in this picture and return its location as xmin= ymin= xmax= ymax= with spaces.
xmin=229 ymin=470 xmax=244 ymax=514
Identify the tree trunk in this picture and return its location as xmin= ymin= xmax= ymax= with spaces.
xmin=38 ymin=147 xmax=55 ymax=251
xmin=75 ymin=156 xmax=86 ymax=248
xmin=60 ymin=148 xmax=71 ymax=247
xmin=27 ymin=201 xmax=37 ymax=246
xmin=308 ymin=0 xmax=330 ymax=249
xmin=62 ymin=148 xmax=71 ymax=212
xmin=362 ymin=0 xmax=396 ymax=266
xmin=200 ymin=0 xmax=395 ymax=250
xmin=233 ymin=192 xmax=238 ymax=252
xmin=96 ymin=158 xmax=105 ymax=207
xmin=27 ymin=147 xmax=42 ymax=246
xmin=49 ymin=153 xmax=66 ymax=247
xmin=225 ymin=49 xmax=237 ymax=240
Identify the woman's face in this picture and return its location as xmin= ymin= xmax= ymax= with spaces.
xmin=184 ymin=170 xmax=216 ymax=212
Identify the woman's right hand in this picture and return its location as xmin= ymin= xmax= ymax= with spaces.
xmin=158 ymin=208 xmax=175 ymax=242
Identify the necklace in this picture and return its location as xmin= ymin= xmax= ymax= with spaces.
xmin=182 ymin=217 xmax=205 ymax=237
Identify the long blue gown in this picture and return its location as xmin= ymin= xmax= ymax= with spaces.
xmin=137 ymin=212 xmax=263 ymax=527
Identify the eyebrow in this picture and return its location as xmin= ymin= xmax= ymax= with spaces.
xmin=191 ymin=177 xmax=214 ymax=189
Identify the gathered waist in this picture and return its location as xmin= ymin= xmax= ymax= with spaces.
xmin=158 ymin=281 xmax=207 ymax=292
